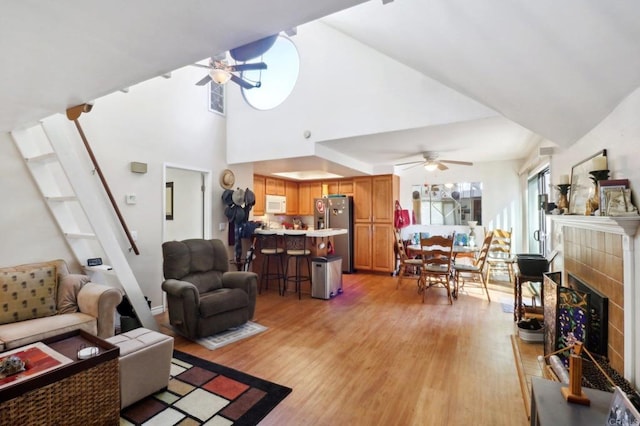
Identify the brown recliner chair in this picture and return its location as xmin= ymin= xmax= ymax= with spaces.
xmin=161 ymin=238 xmax=258 ymax=339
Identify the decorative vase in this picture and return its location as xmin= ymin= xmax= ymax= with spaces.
xmin=468 ymin=221 xmax=478 ymax=247
xmin=556 ymin=184 xmax=570 ymax=211
xmin=586 ymin=188 xmax=599 ymax=216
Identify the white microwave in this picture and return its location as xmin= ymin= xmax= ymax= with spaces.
xmin=265 ymin=195 xmax=287 ymax=213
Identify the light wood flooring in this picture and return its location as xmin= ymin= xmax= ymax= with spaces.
xmin=156 ymin=272 xmax=544 ymax=425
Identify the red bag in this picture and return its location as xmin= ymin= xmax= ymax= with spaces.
xmin=394 ymin=200 xmax=410 ymax=229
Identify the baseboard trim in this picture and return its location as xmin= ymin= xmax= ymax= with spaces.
xmin=511 ymin=334 xmax=531 ymax=420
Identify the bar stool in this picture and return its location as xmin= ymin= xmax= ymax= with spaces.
xmin=259 ymin=232 xmax=285 ymax=295
xmin=283 ymin=233 xmax=312 ymax=299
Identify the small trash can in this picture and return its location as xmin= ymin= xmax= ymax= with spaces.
xmin=311 ymin=256 xmax=343 ymax=300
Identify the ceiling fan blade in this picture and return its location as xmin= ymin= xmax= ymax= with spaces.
xmin=195 ymin=75 xmax=212 ymax=86
xmin=230 ymin=74 xmax=259 ymax=89
xmin=402 ymin=162 xmax=426 ymax=171
xmin=395 ymin=160 xmax=424 ymax=166
xmin=437 ymin=163 xmax=449 ymax=171
xmin=231 ymin=62 xmax=267 ymax=71
xmin=440 ymin=160 xmax=473 ymax=166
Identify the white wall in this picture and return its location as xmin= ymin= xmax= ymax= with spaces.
xmin=551 ymin=88 xmax=640 ymax=190
xmin=226 ymin=21 xmax=497 ymax=170
xmin=0 ymin=65 xmax=251 ymax=310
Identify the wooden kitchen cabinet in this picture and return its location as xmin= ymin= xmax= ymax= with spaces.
xmin=325 ymin=179 xmax=354 ymax=196
xmin=371 ymin=223 xmax=395 ymax=271
xmin=354 ymin=223 xmax=373 ymax=270
xmin=353 ymin=174 xmax=399 ymax=273
xmin=253 ymin=175 xmax=266 ymax=216
xmin=354 ymin=223 xmax=396 ymax=272
xmin=285 ymin=180 xmax=299 ymax=215
xmin=354 ymin=177 xmax=373 ymax=222
xmin=298 ymin=182 xmax=322 ymax=215
xmin=372 ymin=175 xmax=397 ymax=222
xmin=341 ymin=180 xmax=354 ymax=196
xmin=265 ymin=177 xmax=285 ymax=195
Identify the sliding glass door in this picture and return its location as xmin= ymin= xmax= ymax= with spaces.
xmin=527 ymin=168 xmax=550 ymax=255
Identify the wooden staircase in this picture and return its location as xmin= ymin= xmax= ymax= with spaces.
xmin=10 ymin=113 xmax=157 ymax=331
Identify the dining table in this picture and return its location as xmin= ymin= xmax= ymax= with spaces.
xmin=405 ymin=243 xmax=480 ymax=299
xmin=405 ymin=244 xmax=479 ymax=258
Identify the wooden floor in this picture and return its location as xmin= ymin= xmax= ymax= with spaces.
xmin=156 ymin=272 xmax=542 ymax=425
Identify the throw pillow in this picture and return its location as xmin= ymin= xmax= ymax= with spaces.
xmin=57 ymin=274 xmax=91 ymax=314
xmin=0 ymin=265 xmax=58 ymax=325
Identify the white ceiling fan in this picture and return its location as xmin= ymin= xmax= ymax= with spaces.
xmin=396 ymin=151 xmax=473 ymax=171
xmin=192 ymin=55 xmax=267 ymax=89
xmin=193 ymin=35 xmax=277 ymax=89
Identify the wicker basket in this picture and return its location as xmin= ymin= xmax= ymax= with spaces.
xmin=0 ymin=357 xmax=119 ymax=425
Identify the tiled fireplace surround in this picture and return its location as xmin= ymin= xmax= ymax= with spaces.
xmin=551 ymin=215 xmax=640 ymax=387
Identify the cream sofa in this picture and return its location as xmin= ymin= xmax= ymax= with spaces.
xmin=0 ymin=259 xmax=122 ymax=351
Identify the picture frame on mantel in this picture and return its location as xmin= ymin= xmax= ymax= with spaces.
xmin=568 ymin=149 xmax=607 ymax=215
xmin=606 ymin=386 xmax=640 ymax=425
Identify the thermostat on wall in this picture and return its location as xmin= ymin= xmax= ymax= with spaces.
xmin=87 ymin=257 xmax=103 ymax=267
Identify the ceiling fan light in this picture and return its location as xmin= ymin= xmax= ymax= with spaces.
xmin=424 ymin=162 xmax=438 ymax=172
xmin=210 ymin=69 xmax=231 ymax=85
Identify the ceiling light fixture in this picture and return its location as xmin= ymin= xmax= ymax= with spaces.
xmin=424 ymin=162 xmax=438 ymax=172
xmin=209 ymin=68 xmax=231 ymax=85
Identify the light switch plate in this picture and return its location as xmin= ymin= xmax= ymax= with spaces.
xmin=125 ymin=194 xmax=137 ymax=205
xmin=219 ymin=222 xmax=226 ymax=231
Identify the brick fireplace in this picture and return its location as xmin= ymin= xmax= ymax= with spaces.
xmin=550 ymin=215 xmax=640 ymax=387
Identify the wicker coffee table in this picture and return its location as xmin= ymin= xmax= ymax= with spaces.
xmin=0 ymin=329 xmax=120 ymax=425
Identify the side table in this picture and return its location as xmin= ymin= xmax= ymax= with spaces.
xmin=530 ymin=377 xmax=611 ymax=425
xmin=0 ymin=329 xmax=120 ymax=425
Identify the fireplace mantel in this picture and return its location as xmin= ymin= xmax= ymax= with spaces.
xmin=549 ymin=215 xmax=640 ymax=236
xmin=550 ymin=214 xmax=640 ymax=388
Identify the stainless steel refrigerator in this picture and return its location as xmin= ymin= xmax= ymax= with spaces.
xmin=314 ymin=196 xmax=354 ymax=273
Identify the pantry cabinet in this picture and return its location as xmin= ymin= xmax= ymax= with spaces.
xmin=353 ymin=175 xmax=399 ymax=273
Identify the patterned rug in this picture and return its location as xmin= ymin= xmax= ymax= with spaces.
xmin=120 ymin=350 xmax=292 ymax=425
xmin=196 ymin=321 xmax=268 ymax=350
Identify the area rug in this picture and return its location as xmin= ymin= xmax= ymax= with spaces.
xmin=500 ymin=297 xmax=514 ymax=313
xmin=120 ymin=350 xmax=292 ymax=425
xmin=196 ymin=321 xmax=268 ymax=350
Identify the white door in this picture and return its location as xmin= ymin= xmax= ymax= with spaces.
xmin=164 ymin=166 xmax=208 ymax=242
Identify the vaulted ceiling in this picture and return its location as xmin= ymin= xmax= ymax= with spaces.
xmin=2 ymin=1 xmax=639 ymax=170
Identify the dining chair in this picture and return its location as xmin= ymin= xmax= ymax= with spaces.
xmin=486 ymin=228 xmax=517 ymax=283
xmin=453 ymin=230 xmax=493 ymax=301
xmin=394 ymin=230 xmax=422 ymax=289
xmin=417 ymin=235 xmax=454 ymax=304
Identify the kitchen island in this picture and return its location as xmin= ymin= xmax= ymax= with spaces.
xmin=254 ymin=228 xmax=347 ymax=238
xmin=252 ymin=228 xmax=347 ymax=294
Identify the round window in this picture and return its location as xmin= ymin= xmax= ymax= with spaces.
xmin=241 ymin=36 xmax=300 ymax=110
